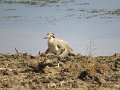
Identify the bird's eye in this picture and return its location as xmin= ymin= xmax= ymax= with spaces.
xmin=52 ymin=33 xmax=54 ymax=35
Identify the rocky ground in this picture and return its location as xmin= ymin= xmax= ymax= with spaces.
xmin=0 ymin=52 xmax=120 ymax=90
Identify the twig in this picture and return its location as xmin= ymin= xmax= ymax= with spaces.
xmin=15 ymin=48 xmax=27 ymax=69
xmin=0 ymin=68 xmax=16 ymax=71
xmin=15 ymin=48 xmax=20 ymax=56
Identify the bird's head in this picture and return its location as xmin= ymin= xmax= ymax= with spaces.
xmin=43 ymin=32 xmax=55 ymax=40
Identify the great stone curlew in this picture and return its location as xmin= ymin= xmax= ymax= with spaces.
xmin=44 ymin=32 xmax=73 ymax=59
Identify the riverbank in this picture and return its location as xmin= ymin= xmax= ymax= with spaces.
xmin=0 ymin=52 xmax=120 ymax=90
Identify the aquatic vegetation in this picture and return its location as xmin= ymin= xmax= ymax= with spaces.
xmin=1 ymin=0 xmax=60 ymax=6
xmin=4 ymin=8 xmax=16 ymax=11
xmin=79 ymin=9 xmax=86 ymax=12
xmin=3 ymin=16 xmax=22 ymax=19
xmin=79 ymin=9 xmax=120 ymax=19
xmin=108 ymin=9 xmax=120 ymax=15
xmin=90 ymin=9 xmax=105 ymax=13
xmin=66 ymin=8 xmax=74 ymax=11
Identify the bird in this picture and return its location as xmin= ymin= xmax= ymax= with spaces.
xmin=44 ymin=32 xmax=73 ymax=59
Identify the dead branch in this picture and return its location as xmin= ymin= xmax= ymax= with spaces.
xmin=15 ymin=48 xmax=20 ymax=56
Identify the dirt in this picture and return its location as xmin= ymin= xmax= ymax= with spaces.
xmin=0 ymin=52 xmax=120 ymax=90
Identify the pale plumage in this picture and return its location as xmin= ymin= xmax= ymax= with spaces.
xmin=44 ymin=32 xmax=73 ymax=59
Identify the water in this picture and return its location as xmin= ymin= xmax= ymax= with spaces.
xmin=0 ymin=0 xmax=120 ymax=56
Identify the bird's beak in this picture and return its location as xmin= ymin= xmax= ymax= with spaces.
xmin=43 ymin=36 xmax=47 ymax=39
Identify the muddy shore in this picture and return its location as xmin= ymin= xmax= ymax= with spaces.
xmin=0 ymin=52 xmax=119 ymax=90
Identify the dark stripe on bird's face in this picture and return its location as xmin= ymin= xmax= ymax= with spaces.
xmin=52 ymin=35 xmax=55 ymax=38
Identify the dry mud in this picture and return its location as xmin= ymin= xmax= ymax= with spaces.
xmin=0 ymin=52 xmax=120 ymax=90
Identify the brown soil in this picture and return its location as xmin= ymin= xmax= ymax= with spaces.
xmin=0 ymin=52 xmax=120 ymax=90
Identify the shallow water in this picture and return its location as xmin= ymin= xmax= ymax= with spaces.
xmin=0 ymin=0 xmax=120 ymax=56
